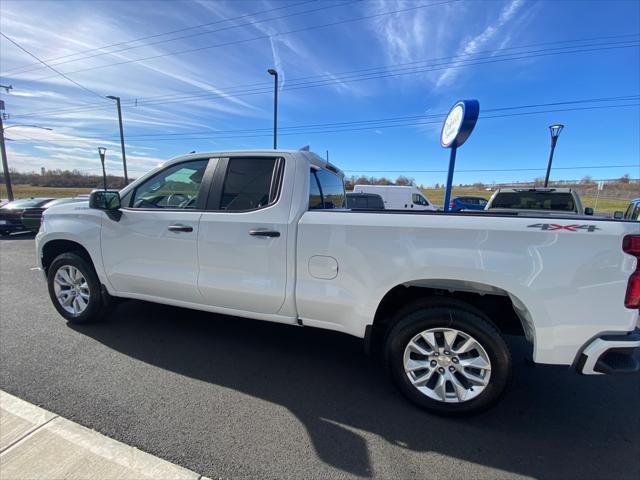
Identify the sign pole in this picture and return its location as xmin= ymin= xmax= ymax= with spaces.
xmin=439 ymin=99 xmax=479 ymax=213
xmin=443 ymin=145 xmax=457 ymax=212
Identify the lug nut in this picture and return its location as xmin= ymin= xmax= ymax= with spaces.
xmin=444 ymin=350 xmax=450 ymax=356
xmin=438 ymin=367 xmax=445 ymax=374
xmin=452 ymin=357 xmax=459 ymax=363
xmin=449 ymin=366 xmax=456 ymax=372
xmin=433 ymin=352 xmax=439 ymax=357
xmin=430 ymin=360 xmax=437 ymax=367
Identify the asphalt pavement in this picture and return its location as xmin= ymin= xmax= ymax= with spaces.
xmin=1 ymin=234 xmax=639 ymax=479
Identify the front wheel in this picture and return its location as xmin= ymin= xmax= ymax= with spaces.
xmin=385 ymin=299 xmax=512 ymax=416
xmin=47 ymin=252 xmax=110 ymax=324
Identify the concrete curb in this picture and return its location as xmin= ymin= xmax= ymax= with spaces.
xmin=0 ymin=390 xmax=208 ymax=480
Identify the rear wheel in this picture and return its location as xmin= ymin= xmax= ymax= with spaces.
xmin=47 ymin=252 xmax=110 ymax=324
xmin=385 ymin=299 xmax=511 ymax=416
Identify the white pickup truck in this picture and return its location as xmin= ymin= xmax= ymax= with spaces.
xmin=36 ymin=150 xmax=640 ymax=415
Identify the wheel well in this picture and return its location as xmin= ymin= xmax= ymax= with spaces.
xmin=41 ymin=240 xmax=93 ymax=274
xmin=369 ymin=284 xmax=527 ymax=355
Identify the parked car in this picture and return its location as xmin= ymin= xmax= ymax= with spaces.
xmin=0 ymin=198 xmax=55 ymax=236
xmin=21 ymin=196 xmax=89 ymax=233
xmin=485 ymin=188 xmax=593 ymax=215
xmin=623 ymin=198 xmax=640 ymax=221
xmin=36 ymin=150 xmax=639 ymax=416
xmin=449 ymin=196 xmax=488 ymax=212
xmin=352 ymin=185 xmax=438 ymax=210
xmin=346 ymin=192 xmax=384 ymax=210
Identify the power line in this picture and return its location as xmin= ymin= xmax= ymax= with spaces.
xmin=13 ymin=36 xmax=639 ymax=118
xmin=31 ymin=0 xmax=461 ymax=82
xmin=116 ymin=33 xmax=640 ymax=105
xmin=10 ymin=101 xmax=640 ymax=143
xmin=13 ymin=38 xmax=639 ymax=119
xmin=1 ymin=0 xmax=318 ymax=75
xmin=2 ymin=0 xmax=355 ymax=76
xmin=343 ymin=165 xmax=640 ymax=173
xmin=130 ymin=41 xmax=640 ymax=108
xmin=15 ymin=32 xmax=639 ymax=115
xmin=112 ymin=39 xmax=639 ymax=108
xmin=81 ymin=95 xmax=640 ymax=139
xmin=0 ymin=32 xmax=107 ymax=100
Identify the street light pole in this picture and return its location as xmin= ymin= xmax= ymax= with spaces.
xmin=267 ymin=69 xmax=278 ymax=149
xmin=98 ymin=147 xmax=107 ymax=191
xmin=106 ymin=96 xmax=128 ymax=184
xmin=544 ymin=124 xmax=564 ymax=188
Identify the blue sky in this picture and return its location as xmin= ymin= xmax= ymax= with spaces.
xmin=0 ymin=0 xmax=638 ymax=186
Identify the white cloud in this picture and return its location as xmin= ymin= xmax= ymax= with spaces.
xmin=436 ymin=0 xmax=525 ymax=87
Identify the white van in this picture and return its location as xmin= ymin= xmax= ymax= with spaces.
xmin=352 ymin=185 xmax=439 ymax=210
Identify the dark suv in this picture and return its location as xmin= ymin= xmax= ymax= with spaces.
xmin=0 ymin=198 xmax=55 ymax=236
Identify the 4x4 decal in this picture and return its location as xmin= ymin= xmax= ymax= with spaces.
xmin=527 ymin=223 xmax=600 ymax=232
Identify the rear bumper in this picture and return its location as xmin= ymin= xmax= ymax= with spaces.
xmin=576 ymin=328 xmax=640 ymax=375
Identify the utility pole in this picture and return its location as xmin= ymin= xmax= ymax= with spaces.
xmin=267 ymin=69 xmax=278 ymax=149
xmin=0 ymin=101 xmax=12 ymax=201
xmin=0 ymin=86 xmax=13 ymax=201
xmin=106 ymin=96 xmax=128 ymax=184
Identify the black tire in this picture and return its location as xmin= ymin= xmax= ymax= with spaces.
xmin=47 ymin=252 xmax=109 ymax=324
xmin=0 ymin=230 xmax=10 ymax=237
xmin=385 ymin=298 xmax=511 ymax=416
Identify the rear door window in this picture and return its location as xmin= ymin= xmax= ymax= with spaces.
xmin=220 ymin=158 xmax=281 ymax=211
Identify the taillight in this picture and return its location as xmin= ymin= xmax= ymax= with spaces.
xmin=449 ymin=201 xmax=455 ymax=207
xmin=623 ymin=235 xmax=640 ymax=309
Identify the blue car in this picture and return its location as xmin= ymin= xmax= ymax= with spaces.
xmin=449 ymin=196 xmax=488 ymax=212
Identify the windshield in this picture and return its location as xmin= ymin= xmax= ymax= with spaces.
xmin=491 ymin=192 xmax=576 ymax=212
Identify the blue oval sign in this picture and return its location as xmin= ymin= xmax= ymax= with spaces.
xmin=440 ymin=100 xmax=480 ymax=148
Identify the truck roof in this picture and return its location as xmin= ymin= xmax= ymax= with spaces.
xmin=354 ymin=185 xmax=416 ymax=189
xmin=164 ymin=149 xmax=342 ymax=175
xmin=495 ymin=187 xmax=575 ymax=193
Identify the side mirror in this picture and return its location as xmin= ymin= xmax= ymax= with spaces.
xmin=613 ymin=211 xmax=624 ymax=220
xmin=584 ymin=207 xmax=594 ymax=216
xmin=89 ymin=190 xmax=121 ymax=210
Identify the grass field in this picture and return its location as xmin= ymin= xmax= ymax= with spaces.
xmin=1 ymin=185 xmax=92 ymax=200
xmin=1 ymin=184 xmax=633 ymax=215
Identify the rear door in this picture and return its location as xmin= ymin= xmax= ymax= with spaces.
xmin=197 ymin=156 xmax=290 ymax=314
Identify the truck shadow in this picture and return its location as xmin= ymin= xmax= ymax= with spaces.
xmin=70 ymin=300 xmax=639 ymax=479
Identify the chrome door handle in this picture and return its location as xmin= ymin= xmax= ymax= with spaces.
xmin=168 ymin=224 xmax=193 ymax=233
xmin=249 ymin=229 xmax=280 ymax=238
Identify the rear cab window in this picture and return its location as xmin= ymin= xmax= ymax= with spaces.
xmin=491 ymin=192 xmax=576 ymax=212
xmin=309 ymin=168 xmax=346 ymax=210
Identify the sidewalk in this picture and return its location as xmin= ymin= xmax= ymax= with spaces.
xmin=0 ymin=390 xmax=207 ymax=480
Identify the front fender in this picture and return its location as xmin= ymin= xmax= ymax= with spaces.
xmin=37 ymin=204 xmax=109 ymax=289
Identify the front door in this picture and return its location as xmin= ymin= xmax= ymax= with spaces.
xmin=197 ymin=156 xmax=290 ymax=314
xmin=101 ymin=158 xmax=211 ymax=304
